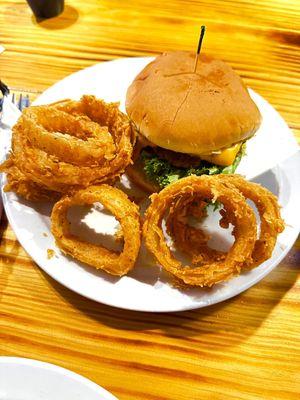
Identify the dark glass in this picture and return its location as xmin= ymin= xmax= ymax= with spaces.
xmin=0 ymin=80 xmax=9 ymax=113
xmin=26 ymin=0 xmax=64 ymax=19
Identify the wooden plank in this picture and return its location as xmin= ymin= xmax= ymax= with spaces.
xmin=0 ymin=1 xmax=299 ymax=399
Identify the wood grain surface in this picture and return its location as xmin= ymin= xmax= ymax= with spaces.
xmin=0 ymin=1 xmax=300 ymax=399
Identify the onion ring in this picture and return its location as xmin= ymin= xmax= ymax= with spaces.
xmin=1 ymin=159 xmax=60 ymax=201
xmin=23 ymin=106 xmax=116 ymax=165
xmin=218 ymin=175 xmax=285 ymax=269
xmin=1 ymin=96 xmax=135 ymax=196
xmin=166 ymin=175 xmax=284 ymax=271
xmin=51 ymin=185 xmax=141 ymax=276
xmin=143 ymin=175 xmax=257 ymax=287
xmin=166 ymin=196 xmax=225 ymax=265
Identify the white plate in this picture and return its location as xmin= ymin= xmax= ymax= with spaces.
xmin=0 ymin=357 xmax=117 ymax=400
xmin=1 ymin=57 xmax=300 ymax=312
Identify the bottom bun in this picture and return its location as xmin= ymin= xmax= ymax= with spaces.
xmin=126 ymin=159 xmax=160 ymax=194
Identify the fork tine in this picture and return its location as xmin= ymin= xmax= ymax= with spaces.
xmin=18 ymin=93 xmax=23 ymax=111
xmin=11 ymin=92 xmax=30 ymax=110
xmin=25 ymin=94 xmax=30 ymax=108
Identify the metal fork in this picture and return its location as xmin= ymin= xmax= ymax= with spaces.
xmin=12 ymin=92 xmax=30 ymax=111
xmin=0 ymin=80 xmax=31 ymax=113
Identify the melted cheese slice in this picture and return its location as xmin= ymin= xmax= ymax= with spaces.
xmin=201 ymin=142 xmax=242 ymax=167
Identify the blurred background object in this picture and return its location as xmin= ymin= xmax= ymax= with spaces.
xmin=26 ymin=0 xmax=64 ymax=20
xmin=0 ymin=80 xmax=10 ymax=115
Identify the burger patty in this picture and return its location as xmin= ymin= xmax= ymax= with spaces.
xmin=134 ymin=135 xmax=201 ymax=168
xmin=152 ymin=147 xmax=201 ymax=168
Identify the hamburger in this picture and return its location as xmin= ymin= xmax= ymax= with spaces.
xmin=125 ymin=51 xmax=262 ymax=193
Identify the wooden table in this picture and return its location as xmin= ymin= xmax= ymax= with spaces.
xmin=0 ymin=1 xmax=299 ymax=399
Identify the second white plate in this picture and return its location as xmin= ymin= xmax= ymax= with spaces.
xmin=0 ymin=357 xmax=117 ymax=400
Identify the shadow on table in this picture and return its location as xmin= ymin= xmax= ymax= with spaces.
xmin=0 ymin=215 xmax=21 ymax=300
xmin=39 ymin=245 xmax=300 ymax=348
xmin=31 ymin=5 xmax=79 ymax=30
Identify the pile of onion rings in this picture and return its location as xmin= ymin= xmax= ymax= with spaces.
xmin=51 ymin=185 xmax=141 ymax=276
xmin=143 ymin=174 xmax=284 ymax=287
xmin=0 ymin=95 xmax=284 ymax=281
xmin=0 ymin=95 xmax=135 ymax=200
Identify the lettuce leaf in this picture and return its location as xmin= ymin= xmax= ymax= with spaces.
xmin=142 ymin=144 xmax=246 ymax=189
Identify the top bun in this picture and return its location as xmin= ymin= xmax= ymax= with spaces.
xmin=126 ymin=51 xmax=261 ymax=156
